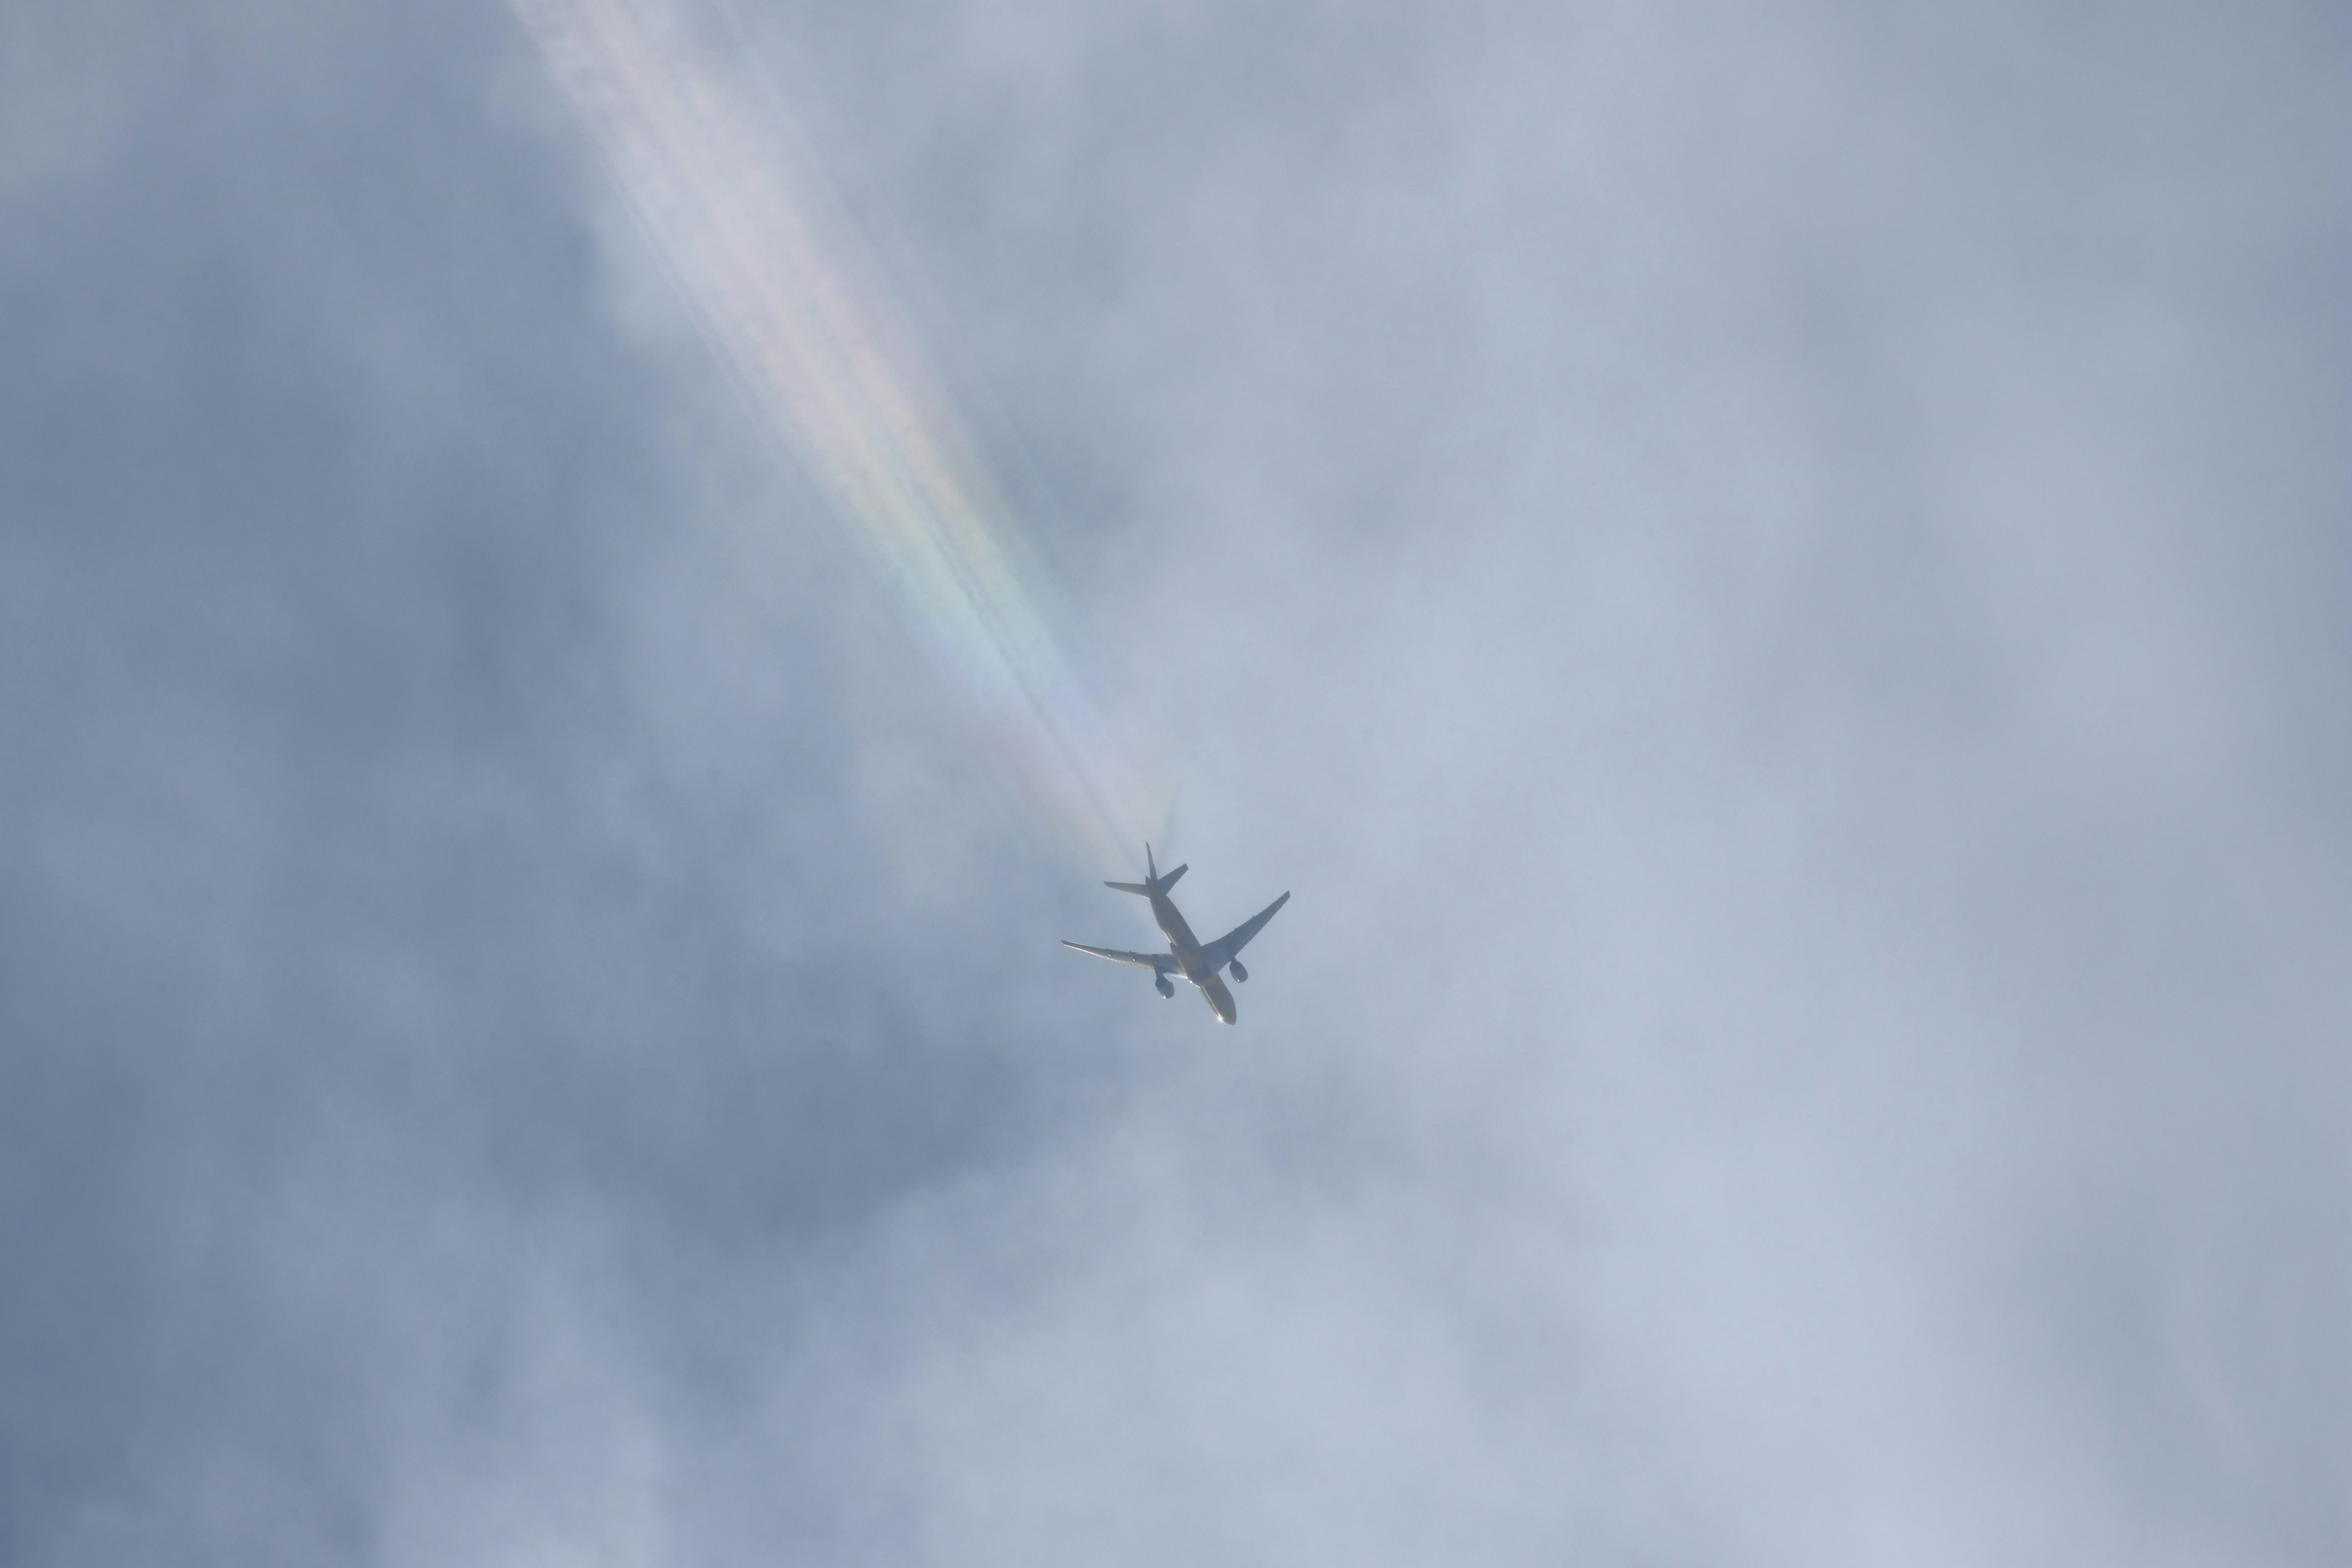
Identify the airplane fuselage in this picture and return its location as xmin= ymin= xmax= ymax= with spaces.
xmin=1149 ymin=890 xmax=1238 ymax=1024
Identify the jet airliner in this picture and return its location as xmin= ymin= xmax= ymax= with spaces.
xmin=1063 ymin=846 xmax=1289 ymax=1024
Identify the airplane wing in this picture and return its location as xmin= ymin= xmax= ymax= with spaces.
xmin=1198 ymin=891 xmax=1290 ymax=972
xmin=1062 ymin=941 xmax=1177 ymax=974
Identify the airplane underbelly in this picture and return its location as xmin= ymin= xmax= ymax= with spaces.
xmin=1155 ymin=904 xmax=1200 ymax=952
xmin=1200 ymin=972 xmax=1237 ymax=1023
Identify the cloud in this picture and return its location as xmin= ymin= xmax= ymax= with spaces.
xmin=1 ymin=0 xmax=2343 ymax=1564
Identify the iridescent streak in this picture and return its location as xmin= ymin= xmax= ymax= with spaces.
xmin=510 ymin=0 xmax=1159 ymax=870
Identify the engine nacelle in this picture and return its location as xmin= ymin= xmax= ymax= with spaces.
xmin=1229 ymin=960 xmax=1248 ymax=983
xmin=1155 ymin=974 xmax=1175 ymax=998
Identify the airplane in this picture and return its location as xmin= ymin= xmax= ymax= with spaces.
xmin=1063 ymin=845 xmax=1290 ymax=1025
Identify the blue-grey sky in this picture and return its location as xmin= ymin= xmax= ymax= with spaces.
xmin=2 ymin=1 xmax=2345 ymax=1564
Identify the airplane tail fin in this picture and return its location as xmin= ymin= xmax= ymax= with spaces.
xmin=1105 ymin=843 xmax=1186 ymax=897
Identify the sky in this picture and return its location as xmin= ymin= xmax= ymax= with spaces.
xmin=1 ymin=1 xmax=2346 ymax=1564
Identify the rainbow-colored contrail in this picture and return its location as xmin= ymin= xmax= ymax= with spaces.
xmin=510 ymin=0 xmax=1163 ymax=872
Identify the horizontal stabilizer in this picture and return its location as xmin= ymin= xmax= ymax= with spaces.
xmin=1159 ymin=864 xmax=1187 ymax=891
xmin=1103 ymin=880 xmax=1152 ymax=897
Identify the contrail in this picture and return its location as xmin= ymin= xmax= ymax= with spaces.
xmin=510 ymin=0 xmax=1164 ymax=872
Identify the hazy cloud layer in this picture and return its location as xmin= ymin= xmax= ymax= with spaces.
xmin=2 ymin=1 xmax=2345 ymax=1564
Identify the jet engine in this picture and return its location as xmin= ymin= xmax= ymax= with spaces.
xmin=1155 ymin=974 xmax=1175 ymax=998
xmin=1229 ymin=960 xmax=1248 ymax=983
